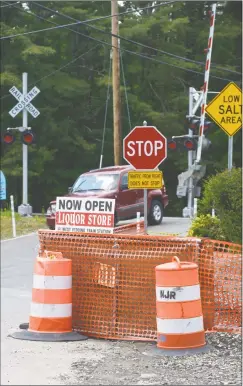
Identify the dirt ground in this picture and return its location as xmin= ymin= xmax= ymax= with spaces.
xmin=64 ymin=333 xmax=242 ymax=386
xmin=4 ymin=332 xmax=241 ymax=385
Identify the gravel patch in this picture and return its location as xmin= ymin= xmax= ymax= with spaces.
xmin=61 ymin=333 xmax=241 ymax=386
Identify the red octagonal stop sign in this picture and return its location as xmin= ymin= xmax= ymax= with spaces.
xmin=123 ymin=126 xmax=167 ymax=170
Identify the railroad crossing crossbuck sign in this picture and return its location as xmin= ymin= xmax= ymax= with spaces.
xmin=9 ymin=85 xmax=40 ymax=118
xmin=123 ymin=126 xmax=167 ymax=170
xmin=205 ymin=82 xmax=242 ymax=136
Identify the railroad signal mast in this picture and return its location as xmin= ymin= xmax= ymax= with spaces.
xmin=3 ymin=72 xmax=41 ymax=216
xmin=167 ymin=3 xmax=217 ymax=217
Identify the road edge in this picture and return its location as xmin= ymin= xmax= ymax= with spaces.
xmin=1 ymin=232 xmax=37 ymax=243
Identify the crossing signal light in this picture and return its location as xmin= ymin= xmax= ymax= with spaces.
xmin=184 ymin=139 xmax=197 ymax=151
xmin=188 ymin=118 xmax=212 ymax=133
xmin=2 ymin=128 xmax=36 ymax=145
xmin=167 ymin=139 xmax=177 ymax=150
xmin=3 ymin=131 xmax=15 ymax=145
xmin=168 ymin=137 xmax=197 ymax=152
xmin=21 ymin=130 xmax=35 ymax=145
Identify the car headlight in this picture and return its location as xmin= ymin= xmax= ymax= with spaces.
xmin=46 ymin=204 xmax=56 ymax=216
xmin=46 ymin=207 xmax=52 ymax=216
xmin=51 ymin=204 xmax=56 ymax=213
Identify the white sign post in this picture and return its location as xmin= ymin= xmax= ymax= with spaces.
xmin=8 ymin=73 xmax=40 ymax=216
xmin=10 ymin=195 xmax=17 ymax=238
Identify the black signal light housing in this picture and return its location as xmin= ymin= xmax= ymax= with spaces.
xmin=184 ymin=139 xmax=197 ymax=151
xmin=188 ymin=118 xmax=200 ymax=131
xmin=3 ymin=131 xmax=15 ymax=144
xmin=168 ymin=139 xmax=177 ymax=151
xmin=21 ymin=130 xmax=35 ymax=145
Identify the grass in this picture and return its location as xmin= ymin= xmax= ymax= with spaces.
xmin=1 ymin=210 xmax=47 ymax=240
xmin=147 ymin=231 xmax=180 ymax=236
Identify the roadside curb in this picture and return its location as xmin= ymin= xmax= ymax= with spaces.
xmin=1 ymin=232 xmax=37 ymax=243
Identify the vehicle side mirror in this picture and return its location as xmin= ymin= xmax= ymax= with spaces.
xmin=121 ymin=183 xmax=128 ymax=190
xmin=68 ymin=187 xmax=72 ymax=193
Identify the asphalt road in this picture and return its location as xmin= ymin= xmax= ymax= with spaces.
xmin=117 ymin=216 xmax=191 ymax=236
xmin=1 ymin=218 xmax=191 ymax=385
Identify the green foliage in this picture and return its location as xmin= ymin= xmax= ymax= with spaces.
xmin=21 ymin=44 xmax=56 ymax=60
xmin=0 ymin=1 xmax=242 ymax=216
xmin=188 ymin=214 xmax=225 ymax=240
xmin=0 ymin=72 xmax=22 ymax=87
xmin=198 ymin=168 xmax=242 ymax=244
xmin=0 ymin=210 xmax=47 ymax=240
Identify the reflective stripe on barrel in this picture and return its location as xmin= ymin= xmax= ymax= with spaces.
xmin=29 ymin=256 xmax=72 ymax=333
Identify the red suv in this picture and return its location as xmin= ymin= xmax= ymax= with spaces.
xmin=46 ymin=165 xmax=168 ymax=229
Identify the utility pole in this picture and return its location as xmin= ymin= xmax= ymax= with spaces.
xmin=111 ymin=0 xmax=122 ymax=165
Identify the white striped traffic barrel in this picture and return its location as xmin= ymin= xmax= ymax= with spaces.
xmin=155 ymin=256 xmax=205 ymax=350
xmin=29 ymin=252 xmax=72 ymax=333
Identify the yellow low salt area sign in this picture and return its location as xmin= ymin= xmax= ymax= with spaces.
xmin=128 ymin=171 xmax=163 ymax=189
xmin=205 ymin=82 xmax=242 ymax=136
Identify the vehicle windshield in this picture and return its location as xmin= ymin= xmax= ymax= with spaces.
xmin=72 ymin=173 xmax=119 ymax=192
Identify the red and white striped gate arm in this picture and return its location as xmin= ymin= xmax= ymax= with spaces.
xmin=196 ymin=3 xmax=217 ymax=163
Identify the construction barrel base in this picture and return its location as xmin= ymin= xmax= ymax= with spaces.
xmin=143 ymin=343 xmax=211 ymax=357
xmin=9 ymin=326 xmax=88 ymax=342
xmin=156 ymin=331 xmax=206 ymax=350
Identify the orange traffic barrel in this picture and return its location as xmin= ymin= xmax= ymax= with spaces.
xmin=10 ymin=251 xmax=87 ymax=342
xmin=155 ymin=256 xmax=206 ymax=351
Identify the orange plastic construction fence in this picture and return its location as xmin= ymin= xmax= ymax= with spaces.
xmin=114 ymin=220 xmax=145 ymax=235
xmin=38 ymin=230 xmax=242 ymax=340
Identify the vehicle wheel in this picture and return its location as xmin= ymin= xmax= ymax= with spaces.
xmin=148 ymin=200 xmax=163 ymax=226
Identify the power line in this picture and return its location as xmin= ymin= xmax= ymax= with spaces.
xmin=0 ymin=2 xmax=19 ymax=8
xmin=2 ymin=1 xmax=237 ymax=83
xmin=0 ymin=19 xmax=90 ymax=40
xmin=33 ymin=44 xmax=100 ymax=85
xmin=33 ymin=1 xmax=241 ymax=76
xmin=0 ymin=0 xmax=177 ymax=40
xmin=3 ymin=1 xmax=241 ymax=79
xmin=0 ymin=0 xmax=238 ymax=104
xmin=0 ymin=45 xmax=100 ymax=101
xmin=120 ymin=52 xmax=132 ymax=131
xmin=123 ymin=48 xmax=235 ymax=83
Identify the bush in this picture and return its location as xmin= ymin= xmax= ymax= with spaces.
xmin=198 ymin=168 xmax=242 ymax=244
xmin=188 ymin=214 xmax=226 ymax=240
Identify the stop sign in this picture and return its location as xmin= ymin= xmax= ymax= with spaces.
xmin=123 ymin=126 xmax=167 ymax=170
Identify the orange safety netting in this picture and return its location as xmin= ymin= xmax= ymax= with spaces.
xmin=114 ymin=220 xmax=145 ymax=235
xmin=38 ymin=230 xmax=242 ymax=340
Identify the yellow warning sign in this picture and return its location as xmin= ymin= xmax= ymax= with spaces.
xmin=128 ymin=171 xmax=163 ymax=189
xmin=205 ymin=82 xmax=242 ymax=136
